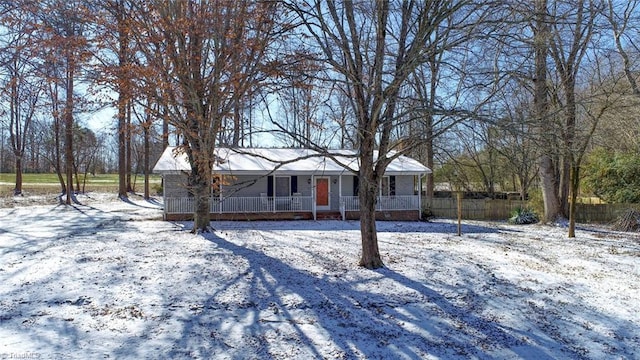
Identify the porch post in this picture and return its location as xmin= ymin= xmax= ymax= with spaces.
xmin=339 ymin=175 xmax=343 ymax=221
xmin=311 ymin=175 xmax=316 ymax=220
xmin=219 ymin=180 xmax=223 ymax=214
xmin=162 ymin=176 xmax=167 ymax=220
xmin=272 ymin=174 xmax=276 ymax=212
xmin=417 ymin=173 xmax=423 ymax=219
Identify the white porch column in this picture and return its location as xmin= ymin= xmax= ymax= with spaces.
xmin=418 ymin=174 xmax=423 ymax=219
xmin=311 ymin=175 xmax=316 ymax=220
xmin=338 ymin=175 xmax=342 ymax=198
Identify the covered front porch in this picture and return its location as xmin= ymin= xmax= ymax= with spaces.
xmin=163 ymin=194 xmax=422 ymax=221
xmin=154 ymin=147 xmax=430 ymax=221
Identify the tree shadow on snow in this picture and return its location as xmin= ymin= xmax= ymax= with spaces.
xmin=128 ymin=231 xmax=602 ymax=360
xmin=205 ymin=219 xmax=510 ymax=235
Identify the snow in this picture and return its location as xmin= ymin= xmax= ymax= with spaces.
xmin=153 ymin=147 xmax=430 ymax=176
xmin=1 ymin=193 xmax=638 ymax=359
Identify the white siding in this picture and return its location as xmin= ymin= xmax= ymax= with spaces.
xmin=164 ymin=174 xmax=190 ymax=197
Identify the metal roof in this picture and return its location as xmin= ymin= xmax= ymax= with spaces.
xmin=153 ymin=147 xmax=431 ymax=176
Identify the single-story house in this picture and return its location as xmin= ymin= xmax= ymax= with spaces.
xmin=153 ymin=146 xmax=431 ymax=221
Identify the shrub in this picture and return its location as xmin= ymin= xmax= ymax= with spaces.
xmin=421 ymin=205 xmax=434 ymax=222
xmin=508 ymin=207 xmax=539 ymax=225
xmin=583 ymin=149 xmax=640 ymax=203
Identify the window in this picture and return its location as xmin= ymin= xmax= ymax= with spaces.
xmin=275 ymin=176 xmax=290 ymax=197
xmin=380 ymin=176 xmax=396 ymax=196
xmin=211 ymin=175 xmax=221 ymax=196
xmin=267 ymin=175 xmax=297 ymax=196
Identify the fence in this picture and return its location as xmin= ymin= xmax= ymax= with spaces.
xmin=425 ymin=198 xmax=527 ymax=221
xmin=425 ymin=197 xmax=638 ymax=223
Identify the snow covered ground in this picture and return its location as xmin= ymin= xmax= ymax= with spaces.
xmin=0 ymin=194 xmax=638 ymax=359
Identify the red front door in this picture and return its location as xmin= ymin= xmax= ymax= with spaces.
xmin=316 ymin=178 xmax=329 ymax=207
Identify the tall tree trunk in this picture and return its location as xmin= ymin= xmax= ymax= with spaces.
xmin=118 ymin=106 xmax=127 ymax=197
xmin=14 ymin=157 xmax=22 ymax=195
xmin=186 ymin=143 xmax=213 ymax=232
xmin=54 ymin=108 xmax=66 ymax=194
xmin=162 ymin=107 xmax=169 ymax=149
xmin=117 ymin=3 xmax=129 ymax=198
xmin=232 ymin=100 xmax=241 ymax=146
xmin=534 ymin=0 xmax=561 ymax=222
xmin=143 ymin=122 xmax=150 ymax=199
xmin=358 ymin=142 xmax=383 ymax=269
xmin=568 ymin=164 xmax=579 ymax=237
xmin=559 ymin=82 xmax=577 ymax=218
xmin=126 ymin=101 xmax=133 ymax=192
xmin=65 ymin=57 xmax=74 ymax=205
xmin=425 ymin=134 xmax=434 ymax=199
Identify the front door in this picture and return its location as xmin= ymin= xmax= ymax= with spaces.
xmin=315 ymin=177 xmax=330 ymax=210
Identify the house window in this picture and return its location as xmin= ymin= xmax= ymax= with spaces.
xmin=380 ymin=176 xmax=396 ymax=196
xmin=211 ymin=175 xmax=221 ymax=196
xmin=275 ymin=176 xmax=290 ymax=197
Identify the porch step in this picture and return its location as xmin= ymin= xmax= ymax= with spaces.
xmin=316 ymin=211 xmax=342 ymax=220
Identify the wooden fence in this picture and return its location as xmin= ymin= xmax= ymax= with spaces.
xmin=425 ymin=198 xmax=527 ymax=221
xmin=424 ymin=197 xmax=638 ymax=223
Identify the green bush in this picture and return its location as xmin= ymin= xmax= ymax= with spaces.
xmin=583 ymin=149 xmax=640 ymax=203
xmin=508 ymin=207 xmax=539 ymax=225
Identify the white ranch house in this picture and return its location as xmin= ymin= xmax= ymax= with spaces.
xmin=153 ymin=147 xmax=431 ymax=221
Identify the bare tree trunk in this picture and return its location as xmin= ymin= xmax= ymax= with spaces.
xmin=232 ymin=100 xmax=241 ymax=146
xmin=568 ymin=164 xmax=579 ymax=237
xmin=54 ymin=109 xmax=66 ymax=194
xmin=65 ymin=57 xmax=74 ymax=205
xmin=118 ymin=105 xmax=127 ymax=197
xmin=358 ymin=166 xmax=383 ymax=269
xmin=14 ymin=157 xmax=22 ymax=195
xmin=117 ymin=4 xmax=128 ymax=199
xmin=126 ymin=101 xmax=133 ymax=193
xmin=143 ymin=122 xmax=150 ymax=199
xmin=425 ymin=134 xmax=434 ymax=199
xmin=534 ymin=0 xmax=561 ymax=222
xmin=186 ymin=143 xmax=213 ymax=232
xmin=162 ymin=107 xmax=169 ymax=149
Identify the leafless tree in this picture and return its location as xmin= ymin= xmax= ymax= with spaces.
xmin=132 ymin=0 xmax=284 ymax=232
xmin=290 ymin=0 xmax=486 ymax=268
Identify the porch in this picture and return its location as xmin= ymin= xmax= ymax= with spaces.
xmin=163 ymin=194 xmax=421 ymax=221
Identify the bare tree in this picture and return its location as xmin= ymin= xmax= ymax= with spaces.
xmin=132 ymin=0 xmax=283 ymax=232
xmin=29 ymin=0 xmax=93 ymax=203
xmin=605 ymin=0 xmax=640 ymax=98
xmin=291 ymin=0 xmax=483 ymax=268
xmin=0 ymin=9 xmax=41 ymax=195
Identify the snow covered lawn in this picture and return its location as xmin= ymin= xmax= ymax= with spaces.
xmin=1 ymin=194 xmax=638 ymax=359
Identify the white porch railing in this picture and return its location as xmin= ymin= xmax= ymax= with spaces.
xmin=340 ymin=195 xmax=420 ymax=211
xmin=165 ymin=196 xmax=313 ymax=214
xmin=165 ymin=195 xmax=419 ymax=215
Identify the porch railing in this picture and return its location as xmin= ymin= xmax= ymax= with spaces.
xmin=340 ymin=195 xmax=420 ymax=211
xmin=165 ymin=195 xmax=419 ymax=215
xmin=165 ymin=195 xmax=313 ymax=214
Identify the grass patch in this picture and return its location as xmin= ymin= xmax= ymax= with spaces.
xmin=0 ymin=173 xmax=161 ymax=194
